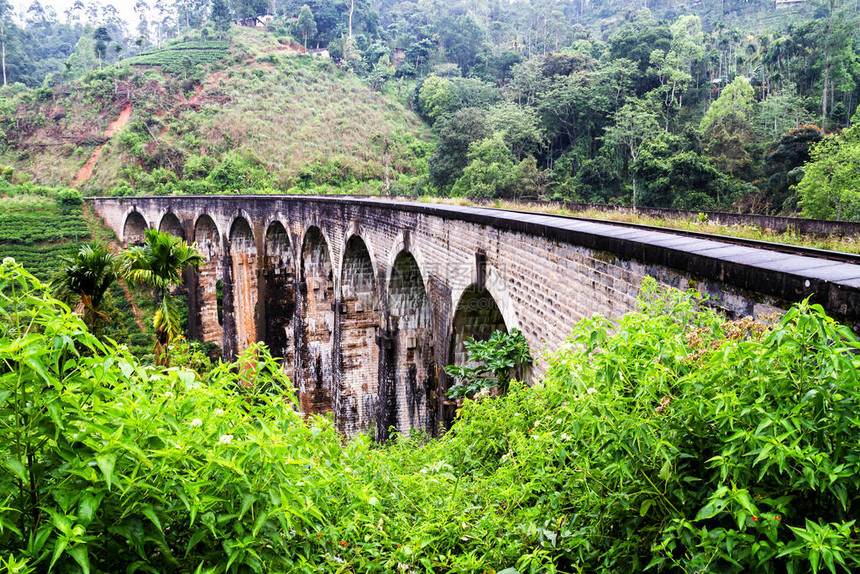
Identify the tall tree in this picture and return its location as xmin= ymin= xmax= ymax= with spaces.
xmin=93 ymin=25 xmax=111 ymax=69
xmin=135 ymin=0 xmax=151 ymax=45
xmin=0 ymin=0 xmax=10 ymax=85
xmin=295 ymin=4 xmax=317 ymax=49
xmin=437 ymin=13 xmax=485 ymax=75
xmin=701 ymin=76 xmax=757 ymax=178
xmin=821 ymin=0 xmax=837 ymax=133
xmin=602 ymin=98 xmax=661 ymax=207
xmin=232 ymin=0 xmax=268 ymax=25
xmin=50 ymin=242 xmax=123 ymax=340
xmin=125 ymin=229 xmax=204 ymax=366
xmin=798 ymin=112 xmax=860 ymax=220
xmin=211 ymin=0 xmax=232 ymax=40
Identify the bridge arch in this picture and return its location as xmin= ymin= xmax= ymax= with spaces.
xmin=339 ymin=234 xmax=380 ymax=435
xmin=158 ymin=212 xmax=185 ymax=239
xmin=193 ymin=214 xmax=222 ymax=257
xmin=382 ymin=249 xmax=435 ymax=439
xmin=448 ymin=283 xmax=510 ymax=410
xmin=226 ymin=216 xmax=258 ymax=358
xmin=122 ymin=210 xmax=148 ymax=245
xmin=298 ymin=226 xmax=335 ymax=416
xmin=261 ymin=221 xmax=295 ymax=380
xmin=449 ymin=263 xmax=518 ymax=340
xmin=192 ymin=214 xmax=223 ymax=347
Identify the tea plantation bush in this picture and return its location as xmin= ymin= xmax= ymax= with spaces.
xmin=124 ymin=42 xmax=230 ymax=75
xmin=0 ymin=186 xmax=90 ymax=280
xmin=1 ymin=260 xmax=859 ymax=573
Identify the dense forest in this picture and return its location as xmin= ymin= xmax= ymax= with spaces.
xmin=0 ymin=0 xmax=858 ymax=215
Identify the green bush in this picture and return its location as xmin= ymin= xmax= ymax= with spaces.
xmin=446 ymin=278 xmax=860 ymax=572
xmin=2 ymin=258 xmax=859 ymax=573
xmin=0 ymin=260 xmax=343 ymax=572
xmin=445 ymin=328 xmax=532 ymax=399
xmin=208 ymin=151 xmax=269 ymax=191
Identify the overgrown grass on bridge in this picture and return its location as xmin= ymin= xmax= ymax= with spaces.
xmin=416 ymin=196 xmax=860 ymax=255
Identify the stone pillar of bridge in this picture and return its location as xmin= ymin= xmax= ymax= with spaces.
xmin=190 ymin=215 xmax=223 ymax=349
xmin=158 ymin=212 xmax=195 ymax=342
xmin=260 ymin=222 xmax=295 ymax=383
xmin=380 ymin=251 xmax=435 ymax=440
xmin=296 ymin=227 xmax=335 ymax=415
xmin=337 ymin=236 xmax=380 ymax=436
xmin=223 ymin=217 xmax=258 ymax=360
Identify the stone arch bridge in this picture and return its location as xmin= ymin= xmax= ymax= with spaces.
xmin=89 ymin=196 xmax=860 ymax=438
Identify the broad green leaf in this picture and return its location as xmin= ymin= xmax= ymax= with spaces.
xmin=49 ymin=536 xmax=69 ymax=571
xmin=658 ymin=460 xmax=672 ymax=481
xmin=640 ymin=499 xmax=654 ymax=517
xmin=141 ymin=505 xmax=163 ymax=534
xmin=96 ymin=454 xmax=116 ymax=490
xmin=252 ymin=511 xmax=268 ymax=537
xmin=78 ymin=493 xmax=102 ymax=527
xmin=68 ymin=545 xmax=90 ymax=574
xmin=3 ymin=457 xmax=26 ymax=483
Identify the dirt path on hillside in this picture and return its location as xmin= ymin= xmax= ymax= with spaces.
xmin=73 ymin=103 xmax=133 ymax=187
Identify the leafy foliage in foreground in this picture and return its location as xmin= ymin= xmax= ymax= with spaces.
xmin=1 ymin=262 xmax=859 ymax=573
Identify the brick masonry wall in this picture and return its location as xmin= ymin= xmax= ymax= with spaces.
xmin=89 ymin=196 xmax=860 ymax=437
xmin=227 ymin=217 xmax=258 ymax=359
xmin=339 ymin=237 xmax=380 ymax=436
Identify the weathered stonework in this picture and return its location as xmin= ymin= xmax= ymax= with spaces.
xmin=298 ymin=227 xmax=335 ymax=416
xmin=339 ymin=236 xmax=380 ymax=436
xmin=261 ymin=222 xmax=295 ymax=383
xmin=190 ymin=215 xmax=222 ymax=347
xmin=90 ymin=196 xmax=860 ymax=437
xmin=226 ymin=217 xmax=258 ymax=359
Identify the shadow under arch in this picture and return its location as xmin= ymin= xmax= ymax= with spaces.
xmin=261 ymin=221 xmax=295 ymax=381
xmin=445 ymin=284 xmax=508 ymax=428
xmin=225 ymin=216 xmax=257 ymax=359
xmin=158 ymin=212 xmax=185 ymax=239
xmin=122 ymin=211 xmax=148 ymax=246
xmin=381 ymin=250 xmax=435 ymax=441
xmin=191 ymin=214 xmax=223 ymax=348
xmin=297 ymin=226 xmax=335 ymax=416
xmin=339 ymin=234 xmax=380 ymax=435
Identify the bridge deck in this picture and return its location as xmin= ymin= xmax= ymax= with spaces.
xmin=324 ymin=197 xmax=860 ymax=302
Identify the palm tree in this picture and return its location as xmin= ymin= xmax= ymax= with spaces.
xmin=125 ymin=229 xmax=204 ymax=366
xmin=50 ymin=242 xmax=123 ymax=339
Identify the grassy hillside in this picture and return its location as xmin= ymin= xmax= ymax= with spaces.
xmin=0 ymin=27 xmax=432 ymax=196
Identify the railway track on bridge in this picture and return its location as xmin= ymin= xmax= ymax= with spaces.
xmin=494 ymin=207 xmax=860 ymax=266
